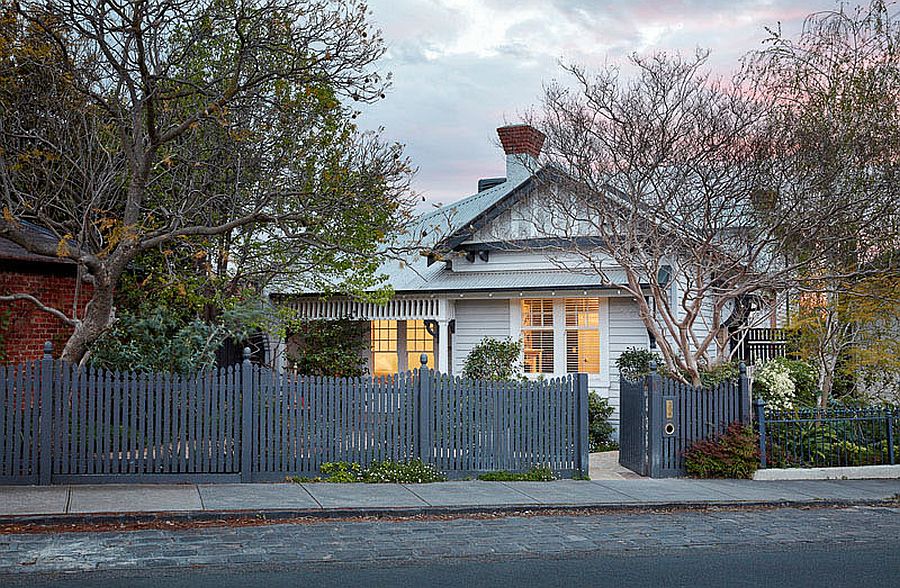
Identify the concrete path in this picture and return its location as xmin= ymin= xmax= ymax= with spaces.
xmin=589 ymin=451 xmax=643 ymax=480
xmin=1 ymin=478 xmax=897 ymax=520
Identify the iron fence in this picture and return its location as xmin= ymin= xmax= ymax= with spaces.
xmin=754 ymin=400 xmax=899 ymax=468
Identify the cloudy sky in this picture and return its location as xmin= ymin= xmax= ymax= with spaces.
xmin=357 ymin=0 xmax=837 ymax=208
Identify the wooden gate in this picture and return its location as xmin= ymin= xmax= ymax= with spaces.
xmin=618 ymin=365 xmax=751 ymax=478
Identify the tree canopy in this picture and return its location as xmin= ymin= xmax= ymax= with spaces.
xmin=0 ymin=0 xmax=415 ymax=363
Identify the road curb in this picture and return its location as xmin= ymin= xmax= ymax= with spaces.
xmin=1 ymin=497 xmax=897 ymax=529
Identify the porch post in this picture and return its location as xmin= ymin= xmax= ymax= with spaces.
xmin=437 ymin=319 xmax=449 ymax=373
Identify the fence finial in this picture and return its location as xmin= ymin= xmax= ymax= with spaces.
xmin=419 ymin=353 xmax=429 ymax=368
xmin=242 ymin=347 xmax=251 ymax=363
xmin=43 ymin=341 xmax=53 ymax=359
xmin=649 ymin=360 xmax=657 ymax=373
xmin=739 ymin=361 xmax=747 ymax=375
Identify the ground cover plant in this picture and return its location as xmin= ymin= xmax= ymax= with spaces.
xmin=477 ymin=466 xmax=556 ymax=482
xmin=288 ymin=459 xmax=447 ymax=484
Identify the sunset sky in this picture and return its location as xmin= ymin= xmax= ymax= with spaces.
xmin=358 ymin=0 xmax=840 ymax=208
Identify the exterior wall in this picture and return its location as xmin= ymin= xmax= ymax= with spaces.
xmin=606 ymin=296 xmax=652 ymax=435
xmin=0 ymin=264 xmax=91 ymax=363
xmin=448 ymin=250 xmax=612 ymax=273
xmin=450 ymin=299 xmax=510 ymax=374
xmin=448 ymin=293 xmax=650 ymax=437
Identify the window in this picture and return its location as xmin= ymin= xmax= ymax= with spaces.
xmin=565 ymin=299 xmax=600 ymax=373
xmin=520 ymin=298 xmax=603 ymax=376
xmin=406 ymin=320 xmax=434 ymax=369
xmin=371 ymin=320 xmax=398 ymax=375
xmin=522 ymin=299 xmax=554 ymax=373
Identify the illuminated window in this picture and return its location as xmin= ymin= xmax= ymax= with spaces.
xmin=566 ymin=299 xmax=600 ymax=373
xmin=371 ymin=320 xmax=398 ymax=375
xmin=522 ymin=299 xmax=554 ymax=373
xmin=406 ymin=320 xmax=434 ymax=369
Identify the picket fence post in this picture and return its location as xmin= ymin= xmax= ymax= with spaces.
xmin=417 ymin=354 xmax=432 ymax=464
xmin=575 ymin=373 xmax=589 ymax=477
xmin=39 ymin=341 xmax=54 ymax=485
xmin=240 ymin=348 xmax=253 ymax=482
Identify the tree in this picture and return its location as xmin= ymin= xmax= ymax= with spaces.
xmin=745 ymin=0 xmax=900 ymax=404
xmin=518 ymin=51 xmax=796 ymax=385
xmin=0 ymin=0 xmax=415 ymax=363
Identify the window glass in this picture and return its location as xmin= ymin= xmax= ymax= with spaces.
xmin=565 ymin=299 xmax=601 ymax=374
xmin=371 ymin=320 xmax=398 ymax=375
xmin=522 ymin=299 xmax=554 ymax=373
xmin=406 ymin=320 xmax=434 ymax=369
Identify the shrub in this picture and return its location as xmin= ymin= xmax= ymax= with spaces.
xmin=287 ymin=318 xmax=369 ymax=377
xmin=362 ymin=459 xmax=448 ymax=483
xmin=478 ymin=466 xmax=556 ymax=481
xmin=683 ymin=422 xmax=760 ymax=479
xmin=589 ymin=392 xmax=618 ymax=452
xmin=615 ymin=347 xmax=663 ymax=382
xmin=753 ymin=359 xmax=796 ymax=410
xmin=462 ymin=338 xmax=524 ymax=381
xmin=699 ymin=362 xmax=740 ymax=387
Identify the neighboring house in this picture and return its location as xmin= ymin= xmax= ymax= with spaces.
xmin=271 ymin=123 xmax=780 ymax=430
xmin=0 ymin=223 xmax=91 ymax=362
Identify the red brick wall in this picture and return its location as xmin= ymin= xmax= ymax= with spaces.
xmin=0 ymin=266 xmax=92 ymax=363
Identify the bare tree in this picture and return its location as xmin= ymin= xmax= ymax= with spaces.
xmin=0 ymin=0 xmax=415 ymax=363
xmin=507 ymin=50 xmax=886 ymax=386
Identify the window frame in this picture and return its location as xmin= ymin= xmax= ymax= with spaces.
xmin=513 ymin=296 xmax=609 ymax=386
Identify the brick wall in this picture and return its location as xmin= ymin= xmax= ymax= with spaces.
xmin=0 ymin=264 xmax=92 ymax=363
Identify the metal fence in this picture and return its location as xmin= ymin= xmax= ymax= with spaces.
xmin=755 ymin=401 xmax=899 ymax=469
xmin=0 ymin=344 xmax=589 ymax=485
xmin=619 ymin=364 xmax=752 ymax=478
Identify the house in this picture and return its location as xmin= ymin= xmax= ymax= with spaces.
xmin=272 ymin=123 xmax=693 ymax=432
xmin=0 ymin=223 xmax=91 ymax=362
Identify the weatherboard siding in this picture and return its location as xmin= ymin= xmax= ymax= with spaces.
xmin=606 ymin=296 xmax=650 ymax=434
xmin=451 ymin=299 xmax=511 ymax=374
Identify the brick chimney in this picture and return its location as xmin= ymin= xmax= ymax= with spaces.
xmin=497 ymin=124 xmax=544 ymax=182
xmin=497 ymin=124 xmax=545 ymax=159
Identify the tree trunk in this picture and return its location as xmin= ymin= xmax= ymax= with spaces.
xmin=59 ymin=275 xmax=116 ymax=364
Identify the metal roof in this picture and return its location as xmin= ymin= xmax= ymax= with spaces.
xmin=394 ymin=268 xmax=633 ymax=293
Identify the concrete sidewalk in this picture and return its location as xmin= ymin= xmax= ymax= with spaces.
xmin=1 ymin=478 xmax=897 ymax=522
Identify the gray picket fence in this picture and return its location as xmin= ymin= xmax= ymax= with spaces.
xmin=0 ymin=345 xmax=589 ymax=484
xmin=619 ymin=364 xmax=751 ymax=478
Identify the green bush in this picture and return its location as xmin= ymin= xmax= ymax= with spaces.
xmin=683 ymin=422 xmax=760 ymax=479
xmin=589 ymin=392 xmax=618 ymax=452
xmin=286 ymin=319 xmax=369 ymax=377
xmin=320 ymin=461 xmax=363 ymax=483
xmin=462 ymin=338 xmax=524 ymax=381
xmin=362 ymin=459 xmax=448 ymax=483
xmin=699 ymin=362 xmax=740 ymax=387
xmin=478 ymin=466 xmax=556 ymax=481
xmin=615 ymin=347 xmax=663 ymax=382
xmin=754 ymin=357 xmax=819 ymax=409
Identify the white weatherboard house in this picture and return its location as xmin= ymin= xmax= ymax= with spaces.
xmin=273 ymin=124 xmax=740 ymax=431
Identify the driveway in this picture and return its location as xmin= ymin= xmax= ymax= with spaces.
xmin=589 ymin=450 xmax=644 ymax=480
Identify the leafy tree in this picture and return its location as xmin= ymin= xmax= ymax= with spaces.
xmin=0 ymin=1 xmax=415 ymax=363
xmin=461 ymin=338 xmax=524 ymax=381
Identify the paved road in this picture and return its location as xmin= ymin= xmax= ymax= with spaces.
xmin=1 ymin=505 xmax=898 ymax=587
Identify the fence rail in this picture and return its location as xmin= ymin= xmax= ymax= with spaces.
xmin=0 ymin=345 xmax=589 ymax=484
xmin=755 ymin=401 xmax=899 ymax=469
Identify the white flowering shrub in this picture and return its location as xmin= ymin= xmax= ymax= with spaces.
xmin=754 ymin=360 xmax=796 ymax=410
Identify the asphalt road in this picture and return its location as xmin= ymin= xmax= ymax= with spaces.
xmin=7 ymin=541 xmax=899 ymax=588
xmin=2 ymin=506 xmax=898 ymax=587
